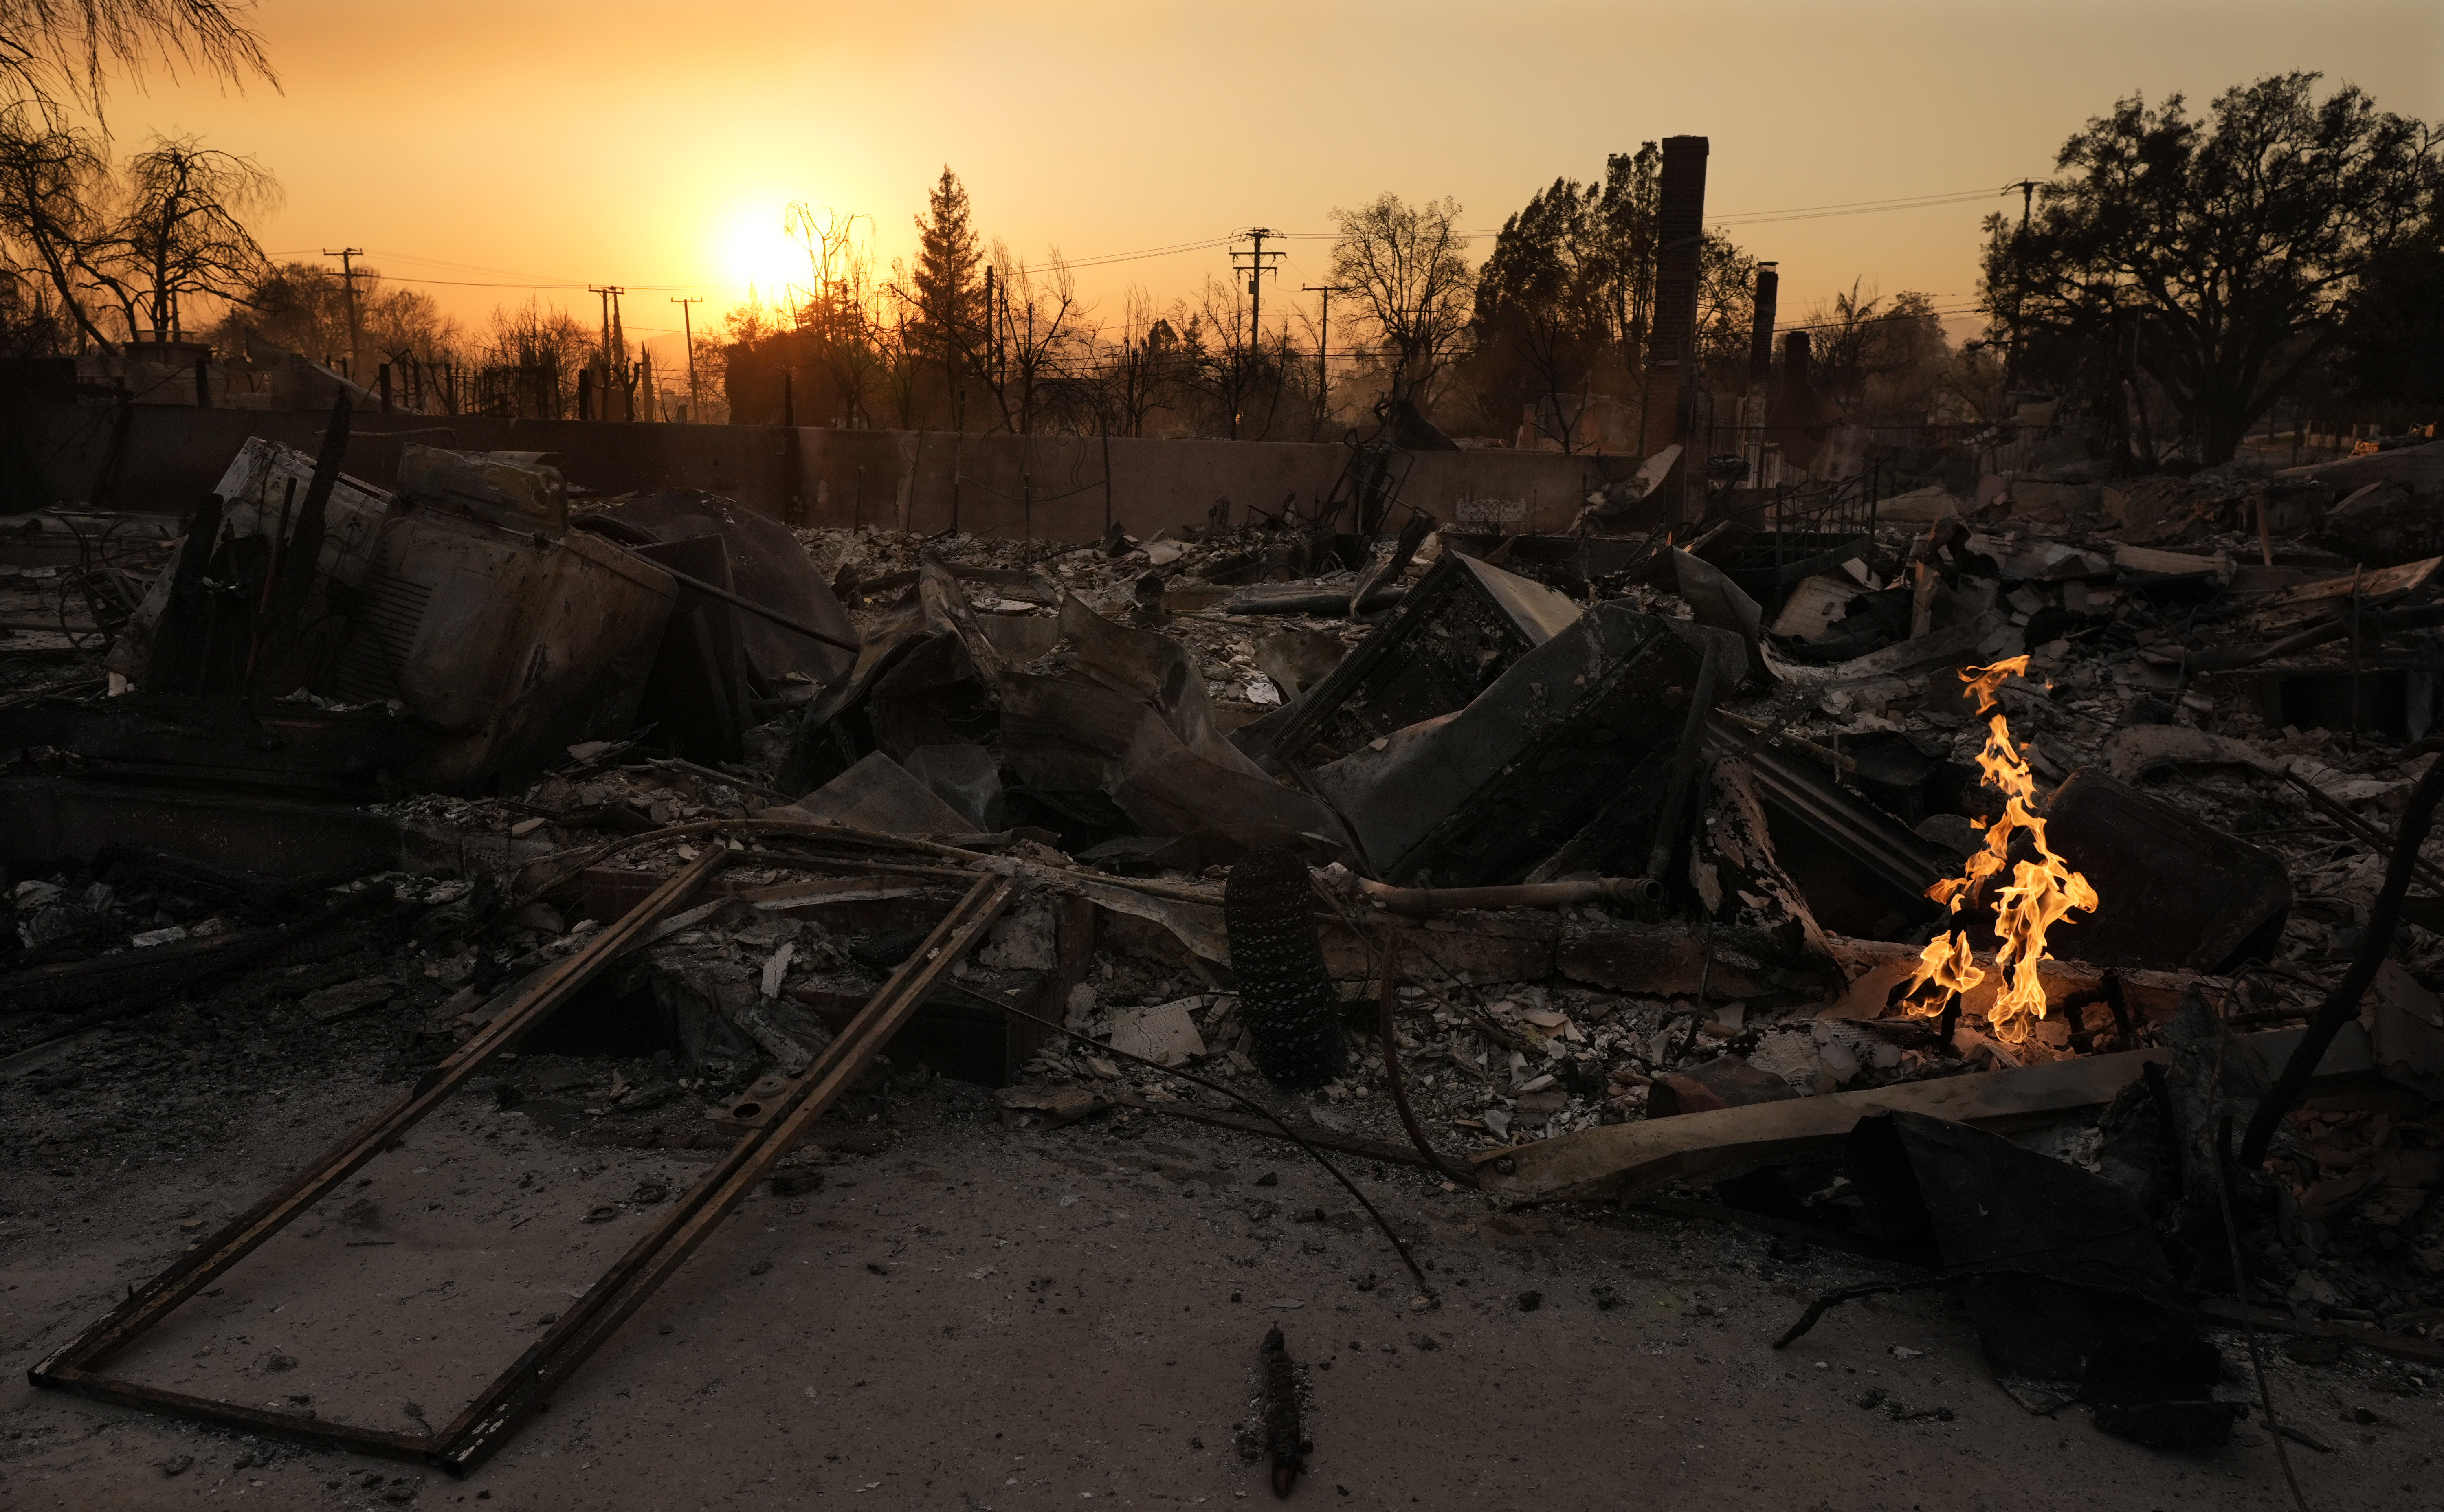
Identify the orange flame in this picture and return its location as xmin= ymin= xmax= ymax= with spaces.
xmin=1896 ymin=655 xmax=2098 ymax=1044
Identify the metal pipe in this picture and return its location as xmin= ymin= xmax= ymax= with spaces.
xmin=1355 ymin=876 xmax=1660 ymax=914
xmin=572 ymin=519 xmax=860 ymax=653
xmin=1714 ymin=707 xmax=1859 ymax=774
xmin=1646 ymin=649 xmax=1724 ymax=881
xmin=2283 ymin=768 xmax=2444 ymax=894
xmin=2243 ymin=749 xmax=2444 ymax=1166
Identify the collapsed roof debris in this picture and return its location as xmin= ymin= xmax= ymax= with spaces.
xmin=11 ymin=413 xmax=2444 ymax=1482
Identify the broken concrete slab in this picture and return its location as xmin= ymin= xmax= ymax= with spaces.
xmin=1107 ymin=1000 xmax=1206 ymax=1067
xmin=963 ymin=895 xmax=1055 ymax=978
xmin=1769 ymin=574 xmax=1865 ymax=640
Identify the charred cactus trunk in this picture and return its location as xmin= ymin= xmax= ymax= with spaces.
xmin=1224 ymin=848 xmax=1345 ymax=1088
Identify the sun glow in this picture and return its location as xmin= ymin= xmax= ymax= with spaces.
xmin=714 ymin=203 xmax=815 ymax=316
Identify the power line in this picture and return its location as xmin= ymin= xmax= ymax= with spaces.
xmin=266 ymin=178 xmax=2021 ymax=324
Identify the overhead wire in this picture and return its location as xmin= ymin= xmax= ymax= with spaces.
xmin=302 ymin=178 xmax=2017 ymax=303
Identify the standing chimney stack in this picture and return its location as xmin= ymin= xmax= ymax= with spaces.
xmin=1640 ymin=135 xmax=1710 ymax=514
xmin=1748 ymin=264 xmax=1779 ymax=392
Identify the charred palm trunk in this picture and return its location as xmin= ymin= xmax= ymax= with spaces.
xmin=1224 ymin=849 xmax=1345 ymax=1089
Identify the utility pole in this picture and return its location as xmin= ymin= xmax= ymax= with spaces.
xmin=1226 ymin=230 xmax=1285 ymax=440
xmin=982 ymin=264 xmax=997 ymax=386
xmin=588 ymin=285 xmax=625 ymax=420
xmin=2003 ymin=180 xmax=2037 ymax=400
xmin=671 ymin=297 xmax=702 ymax=421
xmin=323 ymin=248 xmax=364 ymax=381
xmin=611 ymin=287 xmax=629 ymax=419
xmin=1231 ymin=229 xmax=1285 ymax=356
xmin=1302 ymin=284 xmax=1348 ymax=431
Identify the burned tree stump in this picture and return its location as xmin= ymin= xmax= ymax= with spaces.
xmin=1224 ymin=849 xmax=1345 ymax=1089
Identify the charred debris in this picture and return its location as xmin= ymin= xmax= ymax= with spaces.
xmin=11 ymin=400 xmax=2444 ymax=1471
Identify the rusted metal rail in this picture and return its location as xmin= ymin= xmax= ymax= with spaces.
xmin=28 ymin=855 xmax=1015 ymax=1477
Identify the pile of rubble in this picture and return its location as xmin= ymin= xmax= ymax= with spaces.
xmin=10 ymin=402 xmax=2444 ymax=1468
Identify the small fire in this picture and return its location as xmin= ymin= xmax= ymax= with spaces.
xmin=1896 ymin=656 xmax=2099 ymax=1044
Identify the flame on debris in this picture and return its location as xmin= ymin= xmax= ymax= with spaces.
xmin=1897 ymin=655 xmax=2099 ymax=1044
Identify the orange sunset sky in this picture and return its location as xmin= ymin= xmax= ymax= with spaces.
xmin=82 ymin=0 xmax=2444 ymax=367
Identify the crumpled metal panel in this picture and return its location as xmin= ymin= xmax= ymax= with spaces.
xmin=999 ymin=595 xmax=1346 ymax=852
xmin=329 ymin=508 xmax=673 ymax=791
xmin=108 ymin=436 xmax=395 ymax=679
xmin=2043 ymin=769 xmax=2292 ymax=973
xmin=594 ymin=490 xmax=857 ymax=691
xmin=1312 ymin=605 xmax=1743 ymax=885
xmin=1262 ymin=552 xmax=1584 ymax=762
xmin=395 ymin=443 xmax=567 ymax=532
xmin=1699 ymin=717 xmax=1949 ymax=904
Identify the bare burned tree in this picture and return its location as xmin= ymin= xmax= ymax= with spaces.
xmin=1 ymin=0 xmax=276 ymax=122
xmin=1082 ymin=290 xmax=1180 ymax=439
xmin=0 ymin=114 xmax=278 ymax=353
xmin=1329 ymin=192 xmax=1473 ymax=404
xmin=784 ymin=203 xmax=888 ymax=426
xmin=104 ymin=131 xmax=277 ymax=341
xmin=983 ymin=241 xmax=1076 ymax=435
xmin=474 ymin=296 xmax=591 ymax=418
xmin=0 ymin=103 xmax=116 ymax=349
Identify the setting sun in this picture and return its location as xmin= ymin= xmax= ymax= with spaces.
xmin=714 ymin=201 xmax=815 ymax=318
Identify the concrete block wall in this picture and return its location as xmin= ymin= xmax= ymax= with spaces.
xmin=13 ymin=402 xmax=1634 ymax=542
